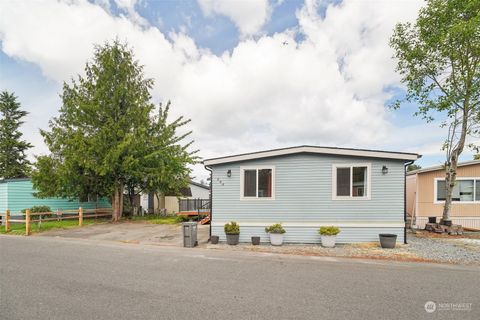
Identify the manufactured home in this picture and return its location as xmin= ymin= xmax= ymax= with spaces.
xmin=407 ymin=160 xmax=480 ymax=230
xmin=204 ymin=146 xmax=420 ymax=244
xmin=0 ymin=178 xmax=110 ymax=215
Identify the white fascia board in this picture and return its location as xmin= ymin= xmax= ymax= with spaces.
xmin=204 ymin=146 xmax=419 ymax=166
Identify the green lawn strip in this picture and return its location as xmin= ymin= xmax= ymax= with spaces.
xmin=128 ymin=215 xmax=184 ymax=225
xmin=0 ymin=219 xmax=108 ymax=235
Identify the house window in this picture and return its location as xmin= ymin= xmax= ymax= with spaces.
xmin=436 ymin=178 xmax=479 ymax=202
xmin=241 ymin=167 xmax=274 ymax=199
xmin=333 ymin=164 xmax=371 ymax=199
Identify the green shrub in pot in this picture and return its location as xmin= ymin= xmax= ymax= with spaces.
xmin=264 ymin=223 xmax=286 ymax=234
xmin=224 ymin=221 xmax=240 ymax=245
xmin=319 ymin=226 xmax=340 ymax=236
xmin=265 ymin=223 xmax=286 ymax=246
xmin=319 ymin=226 xmax=340 ymax=248
xmin=224 ymin=221 xmax=240 ymax=234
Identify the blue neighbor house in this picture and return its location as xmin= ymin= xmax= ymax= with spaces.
xmin=0 ymin=178 xmax=110 ymax=215
xmin=204 ymin=145 xmax=420 ymax=244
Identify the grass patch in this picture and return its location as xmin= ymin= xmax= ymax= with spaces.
xmin=128 ymin=215 xmax=184 ymax=225
xmin=0 ymin=219 xmax=108 ymax=236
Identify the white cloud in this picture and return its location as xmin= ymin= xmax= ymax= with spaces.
xmin=114 ymin=0 xmax=149 ymax=27
xmin=197 ymin=0 xmax=272 ymax=36
xmin=0 ymin=0 xmax=427 ymax=180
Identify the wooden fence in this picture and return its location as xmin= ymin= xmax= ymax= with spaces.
xmin=1 ymin=207 xmax=113 ymax=235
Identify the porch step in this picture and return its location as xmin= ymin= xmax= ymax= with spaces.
xmin=200 ymin=216 xmax=210 ymax=225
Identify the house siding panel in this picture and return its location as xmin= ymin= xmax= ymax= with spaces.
xmin=210 ymin=154 xmax=405 ymax=243
xmin=416 ymin=164 xmax=480 ymax=218
xmin=2 ymin=180 xmax=110 ymax=214
xmin=0 ymin=183 xmax=7 ymax=212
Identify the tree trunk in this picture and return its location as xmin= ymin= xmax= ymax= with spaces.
xmin=112 ymin=183 xmax=124 ymax=222
xmin=442 ymin=109 xmax=468 ymax=224
xmin=119 ymin=188 xmax=124 ymax=219
xmin=442 ymin=161 xmax=457 ymax=223
xmin=112 ymin=187 xmax=119 ymax=222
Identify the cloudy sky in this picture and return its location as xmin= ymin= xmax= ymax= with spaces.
xmin=0 ymin=0 xmax=472 ymax=181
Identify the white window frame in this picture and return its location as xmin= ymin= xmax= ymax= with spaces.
xmin=240 ymin=166 xmax=275 ymax=200
xmin=332 ymin=163 xmax=372 ymax=200
xmin=433 ymin=177 xmax=480 ymax=204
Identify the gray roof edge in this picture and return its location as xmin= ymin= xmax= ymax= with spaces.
xmin=407 ymin=159 xmax=480 ymax=175
xmin=204 ymin=145 xmax=420 ymax=166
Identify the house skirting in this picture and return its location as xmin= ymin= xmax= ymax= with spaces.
xmin=211 ymin=222 xmax=405 ymax=244
xmin=413 ymin=217 xmax=480 ymax=230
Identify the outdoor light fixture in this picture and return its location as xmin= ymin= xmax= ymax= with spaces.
xmin=382 ymin=165 xmax=388 ymax=175
xmin=227 ymin=169 xmax=232 ymax=177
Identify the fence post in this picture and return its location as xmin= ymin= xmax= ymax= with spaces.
xmin=5 ymin=209 xmax=10 ymax=232
xmin=25 ymin=209 xmax=31 ymax=236
xmin=79 ymin=207 xmax=83 ymax=227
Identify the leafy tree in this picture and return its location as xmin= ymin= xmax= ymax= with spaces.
xmin=124 ymin=101 xmax=197 ymax=213
xmin=390 ymin=0 xmax=480 ymax=224
xmin=474 ymin=154 xmax=480 ymax=160
xmin=32 ymin=41 xmax=196 ymax=221
xmin=407 ymin=164 xmax=422 ymax=172
xmin=0 ymin=91 xmax=32 ymax=178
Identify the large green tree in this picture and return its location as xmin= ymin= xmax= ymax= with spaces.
xmin=390 ymin=0 xmax=480 ymax=224
xmin=0 ymin=91 xmax=32 ymax=178
xmin=33 ymin=41 xmax=196 ymax=221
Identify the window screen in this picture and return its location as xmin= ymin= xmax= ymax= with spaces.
xmin=258 ymin=169 xmax=272 ymax=197
xmin=336 ymin=167 xmax=350 ymax=196
xmin=243 ymin=170 xmax=257 ymax=197
xmin=352 ymin=166 xmax=367 ymax=197
xmin=437 ymin=180 xmax=446 ymax=201
xmin=437 ymin=179 xmax=475 ymax=202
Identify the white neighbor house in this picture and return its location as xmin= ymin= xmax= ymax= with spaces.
xmin=140 ymin=181 xmax=210 ymax=214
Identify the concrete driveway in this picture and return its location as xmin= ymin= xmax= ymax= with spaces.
xmin=34 ymin=221 xmax=210 ymax=246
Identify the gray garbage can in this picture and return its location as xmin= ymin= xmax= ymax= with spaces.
xmin=183 ymin=222 xmax=198 ymax=247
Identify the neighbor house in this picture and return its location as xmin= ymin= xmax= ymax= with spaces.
xmin=0 ymin=178 xmax=110 ymax=215
xmin=140 ymin=181 xmax=210 ymax=214
xmin=204 ymin=145 xmax=420 ymax=244
xmin=406 ymin=160 xmax=480 ymax=230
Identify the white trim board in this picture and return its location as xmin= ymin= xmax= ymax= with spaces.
xmin=204 ymin=145 xmax=419 ymax=166
xmin=408 ymin=159 xmax=480 ymax=175
xmin=211 ymin=222 xmax=405 ymax=228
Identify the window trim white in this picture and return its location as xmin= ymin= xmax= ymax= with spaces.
xmin=240 ymin=166 xmax=275 ymax=200
xmin=433 ymin=177 xmax=480 ymax=204
xmin=332 ymin=163 xmax=372 ymax=200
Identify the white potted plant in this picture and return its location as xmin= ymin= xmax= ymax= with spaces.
xmin=265 ymin=223 xmax=286 ymax=246
xmin=319 ymin=226 xmax=340 ymax=248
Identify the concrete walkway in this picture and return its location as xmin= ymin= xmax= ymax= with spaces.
xmin=34 ymin=221 xmax=210 ymax=246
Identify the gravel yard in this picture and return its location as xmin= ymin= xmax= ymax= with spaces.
xmin=408 ymin=231 xmax=480 ymax=265
xmin=204 ymin=231 xmax=480 ymax=265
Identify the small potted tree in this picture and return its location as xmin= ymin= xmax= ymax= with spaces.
xmin=265 ymin=223 xmax=286 ymax=246
xmin=224 ymin=221 xmax=240 ymax=245
xmin=319 ymin=226 xmax=340 ymax=248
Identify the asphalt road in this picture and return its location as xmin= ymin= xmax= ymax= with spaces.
xmin=1 ymin=236 xmax=479 ymax=320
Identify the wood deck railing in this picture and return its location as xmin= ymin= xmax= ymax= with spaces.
xmin=178 ymin=198 xmax=210 ymax=213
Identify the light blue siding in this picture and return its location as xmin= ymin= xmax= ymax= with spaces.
xmin=0 ymin=183 xmax=7 ymax=212
xmin=210 ymin=153 xmax=406 ymax=243
xmin=0 ymin=179 xmax=110 ymax=214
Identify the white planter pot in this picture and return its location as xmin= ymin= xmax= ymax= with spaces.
xmin=321 ymin=235 xmax=337 ymax=248
xmin=269 ymin=233 xmax=284 ymax=246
